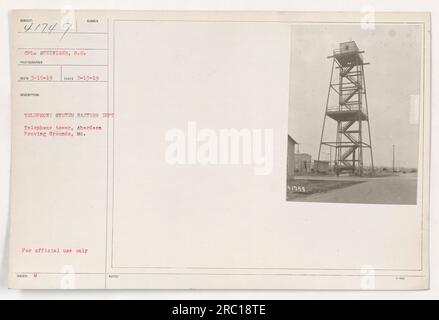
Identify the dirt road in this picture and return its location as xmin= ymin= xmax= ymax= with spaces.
xmin=291 ymin=173 xmax=418 ymax=204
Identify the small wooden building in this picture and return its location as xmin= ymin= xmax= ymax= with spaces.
xmin=294 ymin=153 xmax=312 ymax=173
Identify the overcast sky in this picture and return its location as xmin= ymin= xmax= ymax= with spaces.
xmin=288 ymin=23 xmax=422 ymax=168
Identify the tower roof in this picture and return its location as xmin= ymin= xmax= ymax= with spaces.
xmin=329 ymin=41 xmax=365 ymax=67
xmin=288 ymin=134 xmax=298 ymax=144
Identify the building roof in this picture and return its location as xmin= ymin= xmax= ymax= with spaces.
xmin=288 ymin=134 xmax=297 ymax=144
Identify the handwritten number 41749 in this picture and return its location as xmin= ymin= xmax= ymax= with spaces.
xmin=23 ymin=22 xmax=73 ymax=40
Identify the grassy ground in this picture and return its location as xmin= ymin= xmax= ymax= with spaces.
xmin=286 ymin=178 xmax=364 ymax=201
